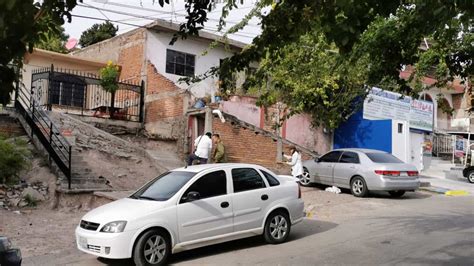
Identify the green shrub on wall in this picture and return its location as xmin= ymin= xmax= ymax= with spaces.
xmin=0 ymin=135 xmax=30 ymax=185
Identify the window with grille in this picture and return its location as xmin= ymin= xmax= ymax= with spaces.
xmin=165 ymin=49 xmax=195 ymax=77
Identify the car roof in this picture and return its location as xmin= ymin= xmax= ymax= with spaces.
xmin=173 ymin=163 xmax=266 ymax=173
xmin=332 ymin=148 xmax=387 ymax=154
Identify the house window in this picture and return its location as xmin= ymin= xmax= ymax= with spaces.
xmin=398 ymin=123 xmax=403 ymax=133
xmin=50 ymin=75 xmax=85 ymax=108
xmin=166 ymin=49 xmax=195 ymax=76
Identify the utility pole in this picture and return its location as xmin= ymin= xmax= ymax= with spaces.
xmin=276 ymin=102 xmax=283 ymax=162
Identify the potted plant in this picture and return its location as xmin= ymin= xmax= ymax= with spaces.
xmin=99 ymin=61 xmax=120 ymax=117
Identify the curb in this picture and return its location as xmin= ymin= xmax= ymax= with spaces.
xmin=419 ymin=186 xmax=448 ymax=194
xmin=419 ymin=186 xmax=470 ymax=196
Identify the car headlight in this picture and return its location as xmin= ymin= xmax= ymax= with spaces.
xmin=100 ymin=221 xmax=127 ymax=233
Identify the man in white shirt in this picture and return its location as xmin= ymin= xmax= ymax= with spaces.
xmin=186 ymin=132 xmax=212 ymax=166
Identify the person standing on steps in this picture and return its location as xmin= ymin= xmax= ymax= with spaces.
xmin=186 ymin=132 xmax=212 ymax=166
xmin=284 ymin=146 xmax=303 ymax=181
xmin=212 ymin=133 xmax=227 ymax=163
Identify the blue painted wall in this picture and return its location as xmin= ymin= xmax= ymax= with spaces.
xmin=333 ymin=111 xmax=392 ymax=153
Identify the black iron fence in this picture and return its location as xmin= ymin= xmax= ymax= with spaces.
xmin=31 ymin=65 xmax=144 ymax=122
xmin=15 ymin=82 xmax=72 ymax=189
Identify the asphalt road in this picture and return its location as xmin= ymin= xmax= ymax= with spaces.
xmin=24 ymin=190 xmax=474 ymax=266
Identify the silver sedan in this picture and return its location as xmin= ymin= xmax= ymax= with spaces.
xmin=302 ymin=148 xmax=420 ymax=197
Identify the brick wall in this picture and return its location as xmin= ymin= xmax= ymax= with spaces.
xmin=144 ymin=60 xmax=189 ymax=139
xmin=451 ymin=93 xmax=463 ymax=110
xmin=212 ymin=115 xmax=315 ymax=175
xmin=145 ymin=94 xmax=184 ymax=122
xmin=0 ymin=115 xmax=25 ymax=137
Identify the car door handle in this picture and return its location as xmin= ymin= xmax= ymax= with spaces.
xmin=261 ymin=194 xmax=269 ymax=201
xmin=220 ymin=201 xmax=229 ymax=208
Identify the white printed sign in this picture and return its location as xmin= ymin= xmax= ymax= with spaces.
xmin=410 ymin=99 xmax=434 ymax=131
xmin=363 ymin=87 xmax=433 ymax=132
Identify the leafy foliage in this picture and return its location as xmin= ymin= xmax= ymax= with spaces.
xmin=244 ymin=31 xmax=370 ymax=129
xmin=0 ymin=0 xmax=78 ymax=106
xmin=79 ymin=21 xmax=118 ymax=48
xmin=36 ymin=20 xmax=69 ymax=53
xmin=99 ymin=61 xmax=120 ymax=117
xmin=99 ymin=61 xmax=120 ymax=93
xmin=208 ymin=1 xmax=473 ymax=127
xmin=0 ymin=135 xmax=31 ymax=185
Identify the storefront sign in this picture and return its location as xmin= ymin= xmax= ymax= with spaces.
xmin=410 ymin=99 xmax=434 ymax=131
xmin=363 ymin=87 xmax=411 ymax=121
xmin=363 ymin=87 xmax=434 ymax=132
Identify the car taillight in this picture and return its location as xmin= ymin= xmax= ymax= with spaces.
xmin=375 ymin=170 xmax=401 ymax=176
xmin=298 ymin=184 xmax=301 ymax=198
xmin=407 ymin=171 xmax=419 ymax=176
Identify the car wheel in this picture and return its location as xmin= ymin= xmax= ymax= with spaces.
xmin=388 ymin=190 xmax=405 ymax=197
xmin=351 ymin=176 xmax=368 ymax=197
xmin=264 ymin=210 xmax=291 ymax=244
xmin=299 ymin=168 xmax=312 ymax=187
xmin=468 ymin=171 xmax=474 ymax=183
xmin=133 ymin=229 xmax=171 ymax=266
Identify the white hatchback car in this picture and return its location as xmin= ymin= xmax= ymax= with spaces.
xmin=76 ymin=163 xmax=304 ymax=265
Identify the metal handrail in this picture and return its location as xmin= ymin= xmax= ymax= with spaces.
xmin=15 ymin=87 xmax=73 ymax=189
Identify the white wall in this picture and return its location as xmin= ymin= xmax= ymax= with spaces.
xmin=410 ymin=132 xmax=425 ymax=170
xmin=146 ymin=30 xmax=240 ymax=99
xmin=392 ymin=120 xmax=410 ymax=163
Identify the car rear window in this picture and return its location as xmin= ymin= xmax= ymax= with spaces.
xmin=260 ymin=170 xmax=280 ymax=187
xmin=366 ymin=153 xmax=403 ymax=163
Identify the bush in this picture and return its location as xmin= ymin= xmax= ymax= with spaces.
xmin=0 ymin=135 xmax=31 ymax=185
xmin=23 ymin=194 xmax=38 ymax=207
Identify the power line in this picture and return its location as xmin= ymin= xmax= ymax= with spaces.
xmin=71 ymin=14 xmax=148 ymax=28
xmin=91 ymin=1 xmax=261 ymax=28
xmin=71 ymin=14 xmax=256 ymax=39
xmin=74 ymin=4 xmax=259 ymax=38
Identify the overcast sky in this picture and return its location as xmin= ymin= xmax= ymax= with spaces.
xmin=63 ymin=0 xmax=262 ymax=46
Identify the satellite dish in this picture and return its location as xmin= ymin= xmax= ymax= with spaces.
xmin=65 ymin=38 xmax=78 ymax=50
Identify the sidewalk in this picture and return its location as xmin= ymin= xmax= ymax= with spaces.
xmin=419 ymin=174 xmax=474 ymax=195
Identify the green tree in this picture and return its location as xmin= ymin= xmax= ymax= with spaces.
xmin=245 ymin=31 xmax=371 ymax=129
xmin=204 ymin=1 xmax=473 ymax=127
xmin=0 ymin=0 xmax=78 ymax=106
xmin=79 ymin=21 xmax=118 ymax=48
xmin=36 ymin=24 xmax=69 ymax=53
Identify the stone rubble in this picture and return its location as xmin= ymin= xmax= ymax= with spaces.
xmin=0 ymin=182 xmax=49 ymax=209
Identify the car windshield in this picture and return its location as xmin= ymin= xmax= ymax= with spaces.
xmin=130 ymin=171 xmax=196 ymax=201
xmin=365 ymin=153 xmax=403 ymax=163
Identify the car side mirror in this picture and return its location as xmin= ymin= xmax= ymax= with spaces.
xmin=185 ymin=191 xmax=200 ymax=202
xmin=315 ymin=157 xmax=320 ymax=163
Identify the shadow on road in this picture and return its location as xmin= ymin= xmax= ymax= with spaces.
xmin=169 ymin=219 xmax=337 ymax=264
xmin=94 ymin=219 xmax=337 ymax=266
xmin=304 ymin=183 xmax=432 ymax=200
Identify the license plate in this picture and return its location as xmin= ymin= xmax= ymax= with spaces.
xmin=400 ymin=172 xmax=408 ymax=176
xmin=79 ymin=236 xmax=87 ymax=249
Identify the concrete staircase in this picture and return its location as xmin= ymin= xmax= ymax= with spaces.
xmin=57 ymin=152 xmax=110 ymax=192
xmin=421 ymin=157 xmax=464 ymax=179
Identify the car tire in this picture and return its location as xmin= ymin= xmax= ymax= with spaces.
xmin=264 ymin=210 xmax=291 ymax=244
xmin=299 ymin=168 xmax=312 ymax=187
xmin=133 ymin=229 xmax=171 ymax=266
xmin=468 ymin=171 xmax=474 ymax=183
xmin=351 ymin=176 xmax=368 ymax=197
xmin=388 ymin=190 xmax=406 ymax=197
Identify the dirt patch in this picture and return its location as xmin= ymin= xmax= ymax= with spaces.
xmin=0 ymin=204 xmax=86 ymax=258
xmin=81 ymin=149 xmax=158 ymax=190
